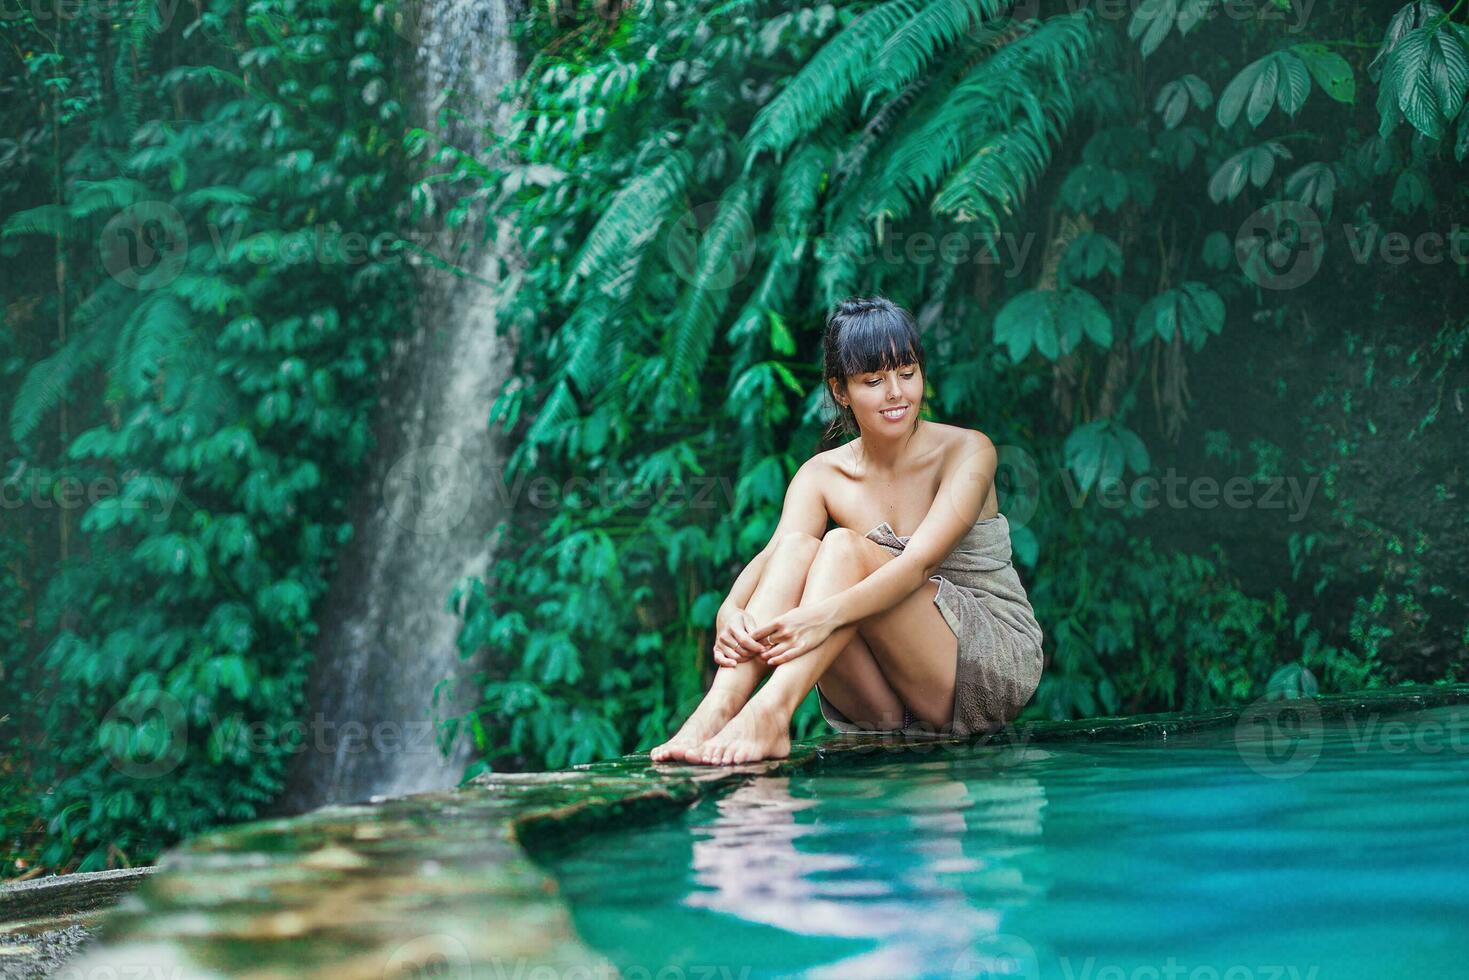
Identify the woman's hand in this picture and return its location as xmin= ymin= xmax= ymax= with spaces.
xmin=750 ymin=601 xmax=839 ymax=666
xmin=712 ymin=607 xmax=769 ymax=668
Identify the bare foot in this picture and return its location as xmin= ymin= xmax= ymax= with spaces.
xmin=650 ymin=690 xmax=745 ymax=763
xmin=692 ymin=700 xmax=791 ymax=765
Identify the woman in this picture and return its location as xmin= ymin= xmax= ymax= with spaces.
xmin=650 ymin=296 xmax=1045 ymax=766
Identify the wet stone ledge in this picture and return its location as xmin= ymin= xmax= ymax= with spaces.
xmin=16 ymin=681 xmax=1469 ymax=979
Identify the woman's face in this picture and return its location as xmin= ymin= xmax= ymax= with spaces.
xmin=834 ymin=360 xmax=923 ymax=432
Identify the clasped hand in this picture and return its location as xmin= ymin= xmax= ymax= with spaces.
xmin=713 ymin=602 xmax=838 ymax=668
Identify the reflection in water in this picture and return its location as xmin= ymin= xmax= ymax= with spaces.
xmin=549 ymin=709 xmax=1469 ymax=980
xmin=683 ymin=760 xmax=1050 ymax=978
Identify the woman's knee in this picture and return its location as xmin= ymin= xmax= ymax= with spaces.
xmin=816 ymin=526 xmax=866 ymax=560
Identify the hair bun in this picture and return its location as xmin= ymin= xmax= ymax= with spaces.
xmin=837 ymin=296 xmax=886 ymax=316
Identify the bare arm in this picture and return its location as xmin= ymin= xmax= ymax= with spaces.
xmin=717 ymin=455 xmax=829 ymax=626
xmin=823 ymin=432 xmax=997 ymax=629
xmin=718 ymin=549 xmax=771 ymax=624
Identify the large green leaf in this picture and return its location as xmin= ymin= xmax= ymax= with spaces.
xmin=1133 ymin=282 xmax=1225 ymax=351
xmin=1207 ymin=142 xmax=1291 ymax=203
xmin=1284 ymin=162 xmax=1338 ymax=217
xmin=994 ymin=286 xmax=1111 ymax=362
xmin=1218 ymin=51 xmax=1312 ymax=129
xmin=1292 ymin=43 xmax=1356 ymax=104
xmin=1155 ymin=74 xmax=1212 ymax=129
xmin=1064 ymin=419 xmax=1150 ymax=495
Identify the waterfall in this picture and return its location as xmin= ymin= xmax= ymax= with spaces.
xmin=278 ymin=0 xmax=522 ymax=812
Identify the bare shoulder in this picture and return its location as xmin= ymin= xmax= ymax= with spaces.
xmin=933 ymin=422 xmax=995 ymax=463
xmin=805 ymin=442 xmax=857 ymax=482
xmin=934 ymin=425 xmax=999 ymax=518
xmin=799 ymin=445 xmax=845 ymax=486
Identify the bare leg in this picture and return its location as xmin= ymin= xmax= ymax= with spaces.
xmin=649 ymin=533 xmax=820 ymax=762
xmin=694 ymin=529 xmax=887 ymax=765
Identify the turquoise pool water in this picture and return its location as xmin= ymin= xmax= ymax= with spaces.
xmin=546 ymin=705 xmax=1469 ymax=980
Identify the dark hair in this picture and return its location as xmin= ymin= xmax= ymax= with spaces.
xmin=819 ymin=295 xmax=927 ymax=448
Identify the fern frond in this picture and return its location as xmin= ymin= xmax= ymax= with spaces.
xmin=742 ymin=0 xmax=927 ymax=168
xmin=726 ymin=244 xmax=803 ymax=357
xmin=861 ymin=0 xmax=1009 ymax=111
xmin=560 ymin=150 xmax=692 ymax=303
xmin=158 ymin=65 xmax=246 ymax=91
xmin=69 ymin=280 xmax=131 ymax=334
xmin=932 ymin=66 xmax=1082 ymax=224
xmin=175 ymin=186 xmax=255 ymax=210
xmin=771 ymin=139 xmax=833 ymax=246
xmin=10 ymin=320 xmax=124 ymax=442
xmin=525 ymin=378 xmax=579 ymax=448
xmin=114 ymin=294 xmax=191 ymax=399
xmin=824 ymin=43 xmax=981 ymax=236
xmin=658 ymin=174 xmax=771 ymax=414
xmin=70 ymin=179 xmax=153 ymax=218
xmin=165 ymin=272 xmax=246 ymax=315
xmin=2 ymin=204 xmax=78 ymax=240
xmin=833 ymin=76 xmax=933 ymax=196
xmin=846 ymin=13 xmax=1099 ymax=233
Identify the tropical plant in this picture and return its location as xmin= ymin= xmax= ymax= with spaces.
xmin=461 ymin=0 xmax=1467 ymax=773
xmin=1 ymin=0 xmax=415 ymax=872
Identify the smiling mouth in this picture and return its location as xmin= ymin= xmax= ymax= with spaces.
xmin=879 ymin=406 xmax=908 ymax=419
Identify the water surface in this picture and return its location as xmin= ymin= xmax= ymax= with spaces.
xmin=546 ymin=706 xmax=1469 ymax=979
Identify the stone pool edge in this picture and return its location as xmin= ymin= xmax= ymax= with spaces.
xmin=514 ymin=681 xmax=1469 ymax=850
xmin=24 ymin=681 xmax=1469 ymax=979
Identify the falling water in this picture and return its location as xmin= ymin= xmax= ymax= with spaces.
xmin=278 ymin=0 xmax=522 ymax=811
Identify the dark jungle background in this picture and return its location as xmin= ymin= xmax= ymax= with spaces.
xmin=2 ymin=0 xmax=1464 ymax=878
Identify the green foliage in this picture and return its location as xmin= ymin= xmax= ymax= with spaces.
xmin=1 ymin=0 xmax=414 ymax=872
xmin=466 ymin=0 xmax=1467 ymax=774
xmin=6 ymin=0 xmax=1462 ymax=873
